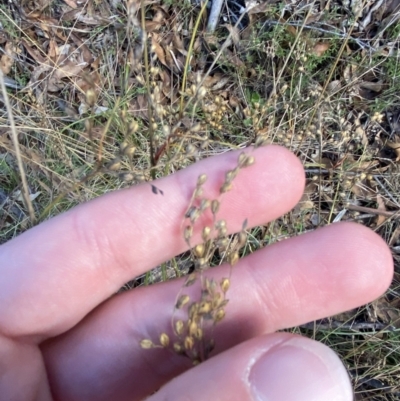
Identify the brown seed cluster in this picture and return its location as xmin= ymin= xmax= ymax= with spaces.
xmin=140 ymin=151 xmax=255 ymax=364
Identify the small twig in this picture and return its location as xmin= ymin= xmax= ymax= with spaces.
xmin=0 ymin=68 xmax=36 ymax=224
xmin=300 ymin=321 xmax=396 ymax=331
xmin=373 ymin=176 xmax=400 ymax=208
xmin=207 ymin=0 xmax=224 ymax=33
xmin=346 ymin=203 xmax=400 ymax=218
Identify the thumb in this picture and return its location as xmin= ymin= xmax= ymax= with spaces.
xmin=147 ymin=333 xmax=353 ymax=401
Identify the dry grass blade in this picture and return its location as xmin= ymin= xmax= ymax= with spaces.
xmin=0 ymin=69 xmax=35 ymax=224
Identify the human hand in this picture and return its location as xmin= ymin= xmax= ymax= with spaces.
xmin=0 ymin=146 xmax=393 ymax=401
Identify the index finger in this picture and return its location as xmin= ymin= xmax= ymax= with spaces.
xmin=0 ymin=146 xmax=305 ymax=340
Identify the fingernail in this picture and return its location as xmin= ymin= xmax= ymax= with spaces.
xmin=249 ymin=337 xmax=353 ymax=401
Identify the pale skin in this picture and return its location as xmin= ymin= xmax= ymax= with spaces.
xmin=0 ymin=146 xmax=393 ymax=401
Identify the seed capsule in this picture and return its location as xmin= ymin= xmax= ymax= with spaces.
xmin=198 ymin=301 xmax=212 ymax=314
xmin=202 ymin=226 xmax=211 ymax=241
xmin=197 ymin=87 xmax=207 ymax=99
xmin=220 ymin=182 xmax=232 ymax=194
xmin=228 ymin=251 xmax=239 ymax=266
xmin=107 ymin=158 xmax=121 ymax=171
xmin=243 ymin=155 xmax=255 ymax=167
xmin=184 ymin=336 xmax=195 ymax=350
xmin=120 ymin=172 xmax=134 ymax=182
xmin=184 ymin=226 xmax=193 ymax=241
xmin=200 ymin=199 xmax=210 ymax=212
xmin=188 ymin=320 xmax=198 ymax=336
xmin=194 ymin=244 xmax=205 ymax=258
xmin=175 ymin=320 xmax=184 ymax=335
xmin=159 ymin=333 xmax=169 ymax=347
xmin=195 ymin=328 xmax=203 ymax=340
xmin=195 ymin=258 xmax=207 ymax=269
xmin=238 ymin=231 xmax=247 ymax=248
xmin=123 ymin=146 xmax=136 ymax=157
xmin=214 ymin=309 xmax=225 ymax=322
xmin=194 ymin=187 xmax=203 ymax=198
xmin=185 ymin=273 xmax=197 ymax=287
xmin=220 ymin=278 xmax=230 ymax=293
xmin=128 ymin=121 xmax=139 ymax=134
xmin=85 ymin=89 xmax=96 ymax=107
xmin=140 ymin=339 xmax=154 ymax=349
xmin=175 ymin=294 xmax=190 ymax=309
xmin=173 ymin=342 xmax=184 ymax=354
xmin=211 ymin=200 xmax=220 ymax=214
xmin=120 ymin=141 xmax=129 ymax=152
xmin=197 ymin=174 xmax=207 ymax=186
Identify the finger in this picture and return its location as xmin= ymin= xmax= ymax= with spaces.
xmin=147 ymin=333 xmax=353 ymax=401
xmin=42 ymin=222 xmax=392 ymax=401
xmin=0 ymin=146 xmax=305 ymax=339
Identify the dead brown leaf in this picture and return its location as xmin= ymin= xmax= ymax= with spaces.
xmin=151 ymin=35 xmax=168 ymax=67
xmin=63 ymin=0 xmax=78 ymax=8
xmin=70 ymin=34 xmax=94 ymax=64
xmin=53 ymin=60 xmax=87 ymax=80
xmin=386 ymin=140 xmax=400 ymax=161
xmin=248 ymin=0 xmax=279 ymax=14
xmin=0 ymin=42 xmax=15 ymax=74
xmin=376 ymin=194 xmax=388 ymax=225
xmin=312 ymin=42 xmax=330 ymax=57
xmin=293 ymin=182 xmax=317 ymax=213
xmin=371 ymin=296 xmax=400 ymax=328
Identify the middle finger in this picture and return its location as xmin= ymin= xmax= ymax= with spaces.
xmin=43 ymin=222 xmax=392 ymax=401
